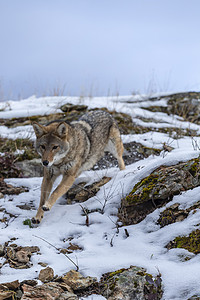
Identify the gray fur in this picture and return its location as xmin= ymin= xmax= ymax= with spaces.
xmin=32 ymin=110 xmax=125 ymax=223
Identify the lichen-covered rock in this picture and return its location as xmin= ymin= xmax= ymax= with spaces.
xmin=119 ymin=157 xmax=200 ymax=225
xmin=100 ymin=266 xmax=163 ymax=300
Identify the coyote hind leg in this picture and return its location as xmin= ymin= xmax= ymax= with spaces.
xmin=106 ymin=125 xmax=125 ymax=170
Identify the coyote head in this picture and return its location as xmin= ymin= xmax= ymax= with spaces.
xmin=32 ymin=122 xmax=69 ymax=167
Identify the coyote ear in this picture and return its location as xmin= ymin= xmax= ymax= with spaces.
xmin=32 ymin=122 xmax=46 ymax=138
xmin=56 ymin=122 xmax=68 ymax=137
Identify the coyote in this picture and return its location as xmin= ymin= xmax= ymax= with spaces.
xmin=32 ymin=110 xmax=125 ymax=223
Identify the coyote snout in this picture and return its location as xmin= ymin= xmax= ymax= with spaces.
xmin=42 ymin=160 xmax=49 ymax=167
xmin=32 ymin=110 xmax=125 ymax=224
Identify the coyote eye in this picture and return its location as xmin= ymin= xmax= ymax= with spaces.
xmin=52 ymin=145 xmax=59 ymax=150
xmin=40 ymin=145 xmax=46 ymax=150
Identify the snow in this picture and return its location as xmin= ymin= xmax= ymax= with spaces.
xmin=1 ymin=94 xmax=200 ymax=299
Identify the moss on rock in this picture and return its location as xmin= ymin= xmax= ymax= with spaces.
xmin=167 ymin=229 xmax=200 ymax=254
xmin=119 ymin=157 xmax=200 ymax=225
xmin=125 ymin=174 xmax=159 ymax=204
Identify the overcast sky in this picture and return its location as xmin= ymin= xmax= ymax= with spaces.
xmin=0 ymin=0 xmax=200 ymax=100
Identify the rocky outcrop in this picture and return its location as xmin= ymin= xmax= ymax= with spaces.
xmin=100 ymin=266 xmax=163 ymax=300
xmin=119 ymin=157 xmax=200 ymax=225
xmin=146 ymin=91 xmax=200 ymax=124
xmin=0 ymin=269 xmax=97 ymax=299
xmin=4 ymin=245 xmax=40 ymax=269
xmin=0 ymin=266 xmax=163 ymax=299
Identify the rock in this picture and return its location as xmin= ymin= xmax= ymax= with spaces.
xmin=0 ymin=280 xmax=20 ymax=300
xmin=157 ymin=201 xmax=200 ymax=228
xmin=20 ymin=280 xmax=38 ymax=287
xmin=66 ymin=177 xmax=111 ymax=203
xmin=119 ymin=157 xmax=200 ymax=225
xmin=67 ymin=243 xmax=82 ymax=252
xmin=0 ymin=177 xmax=28 ymax=195
xmin=16 ymin=158 xmax=43 ymax=177
xmin=21 ymin=282 xmax=78 ymax=300
xmin=16 ymin=249 xmax=31 ymax=263
xmin=0 ymin=280 xmax=20 ymax=290
xmin=93 ymin=141 xmax=162 ymax=171
xmin=0 ymin=112 xmax=67 ymax=128
xmin=0 ymin=244 xmax=4 ymax=256
xmin=0 ymin=290 xmax=15 ymax=299
xmin=60 ymin=243 xmax=83 ymax=255
xmin=148 ymin=92 xmax=200 ymax=124
xmin=0 ymin=154 xmax=23 ymax=179
xmin=57 ymin=282 xmax=74 ymax=293
xmin=0 ymin=192 xmax=3 ymax=198
xmin=5 ymin=245 xmax=40 ymax=269
xmin=167 ymin=229 xmax=200 ymax=254
xmin=39 ymin=266 xmax=54 ymax=283
xmin=6 ymin=246 xmax=16 ymax=260
xmin=62 ymin=270 xmax=97 ymax=291
xmin=17 ymin=203 xmax=35 ymax=210
xmin=58 ymin=291 xmax=79 ymax=300
xmin=38 ymin=262 xmax=48 ymax=267
xmin=100 ymin=266 xmax=163 ymax=300
xmin=60 ymin=103 xmax=88 ymax=113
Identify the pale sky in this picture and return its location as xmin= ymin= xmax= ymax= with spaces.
xmin=0 ymin=0 xmax=200 ymax=100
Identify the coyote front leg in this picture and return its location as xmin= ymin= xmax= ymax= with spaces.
xmin=42 ymin=174 xmax=76 ymax=212
xmin=32 ymin=171 xmax=56 ymax=224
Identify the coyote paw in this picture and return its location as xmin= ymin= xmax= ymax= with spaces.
xmin=42 ymin=205 xmax=50 ymax=211
xmin=31 ymin=217 xmax=40 ymax=224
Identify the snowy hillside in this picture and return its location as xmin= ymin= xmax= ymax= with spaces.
xmin=1 ymin=92 xmax=200 ymax=299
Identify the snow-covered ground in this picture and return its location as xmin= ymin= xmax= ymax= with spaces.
xmin=1 ymin=94 xmax=200 ymax=300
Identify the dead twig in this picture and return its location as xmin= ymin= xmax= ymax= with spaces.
xmin=33 ymin=234 xmax=79 ymax=271
xmin=80 ymin=204 xmax=89 ymax=227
